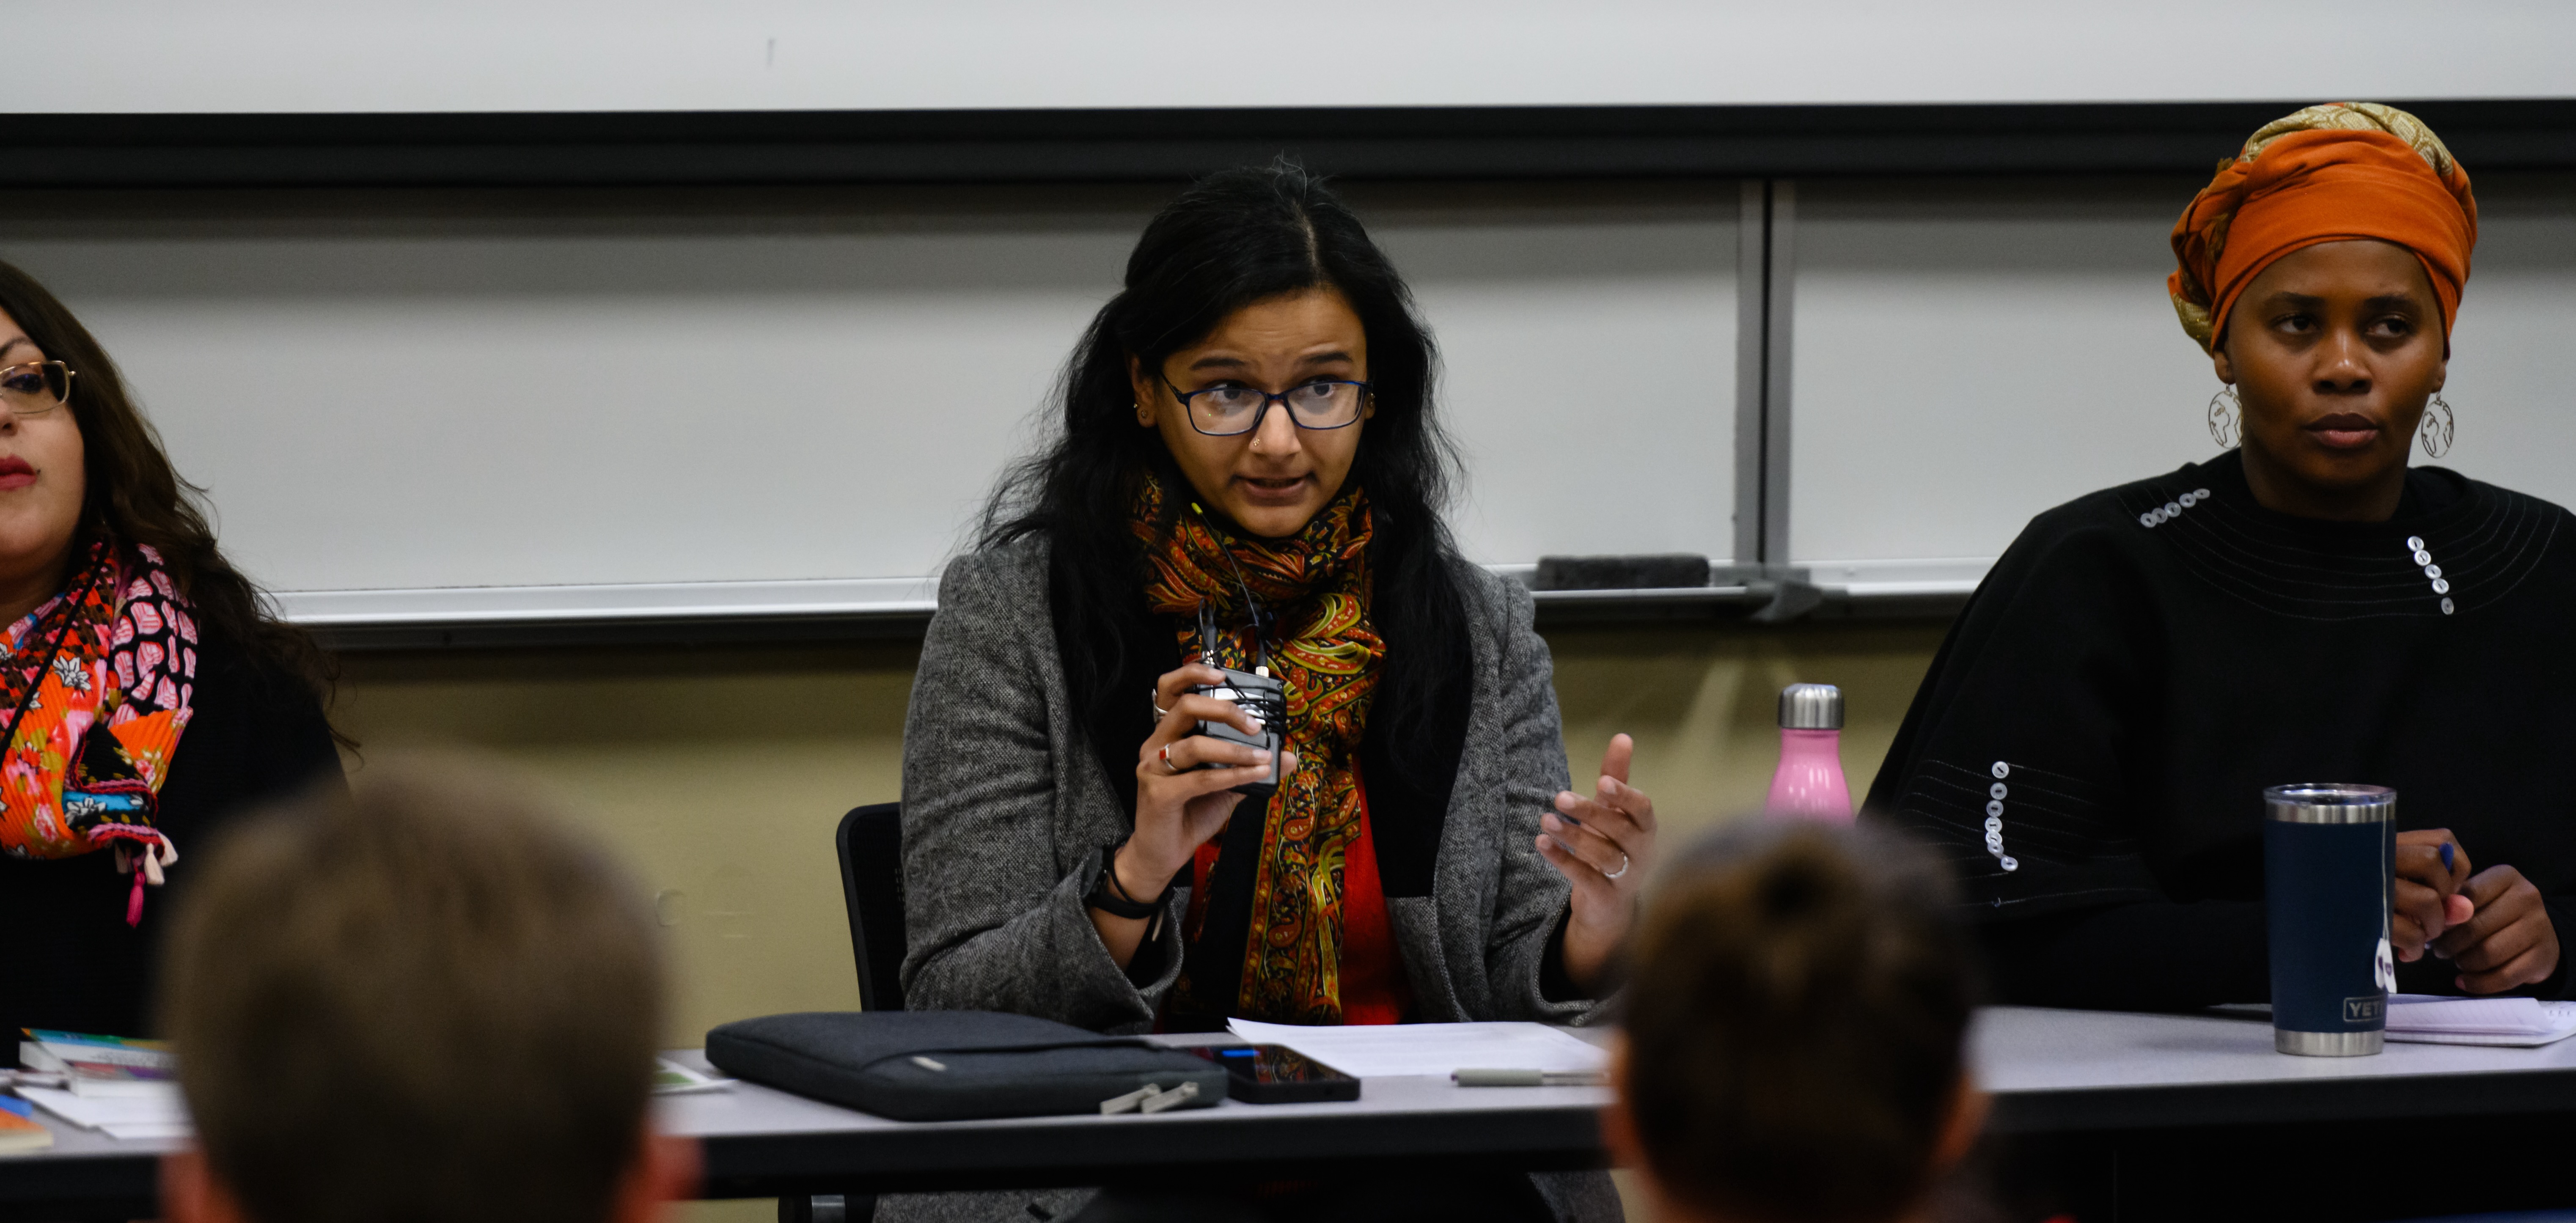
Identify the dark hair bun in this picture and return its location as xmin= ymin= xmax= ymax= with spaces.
xmin=1625 ymin=822 xmax=1979 ymax=1223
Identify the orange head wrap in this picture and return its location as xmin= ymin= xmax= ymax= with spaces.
xmin=2169 ymin=102 xmax=2477 ymax=353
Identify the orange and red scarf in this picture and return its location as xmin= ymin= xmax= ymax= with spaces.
xmin=1135 ymin=474 xmax=1390 ymax=1024
xmin=0 ymin=541 xmax=197 ymax=925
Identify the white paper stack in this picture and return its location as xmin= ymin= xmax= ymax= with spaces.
xmin=1225 ymin=1019 xmax=1609 ymax=1079
xmin=652 ymin=1058 xmax=734 ymax=1096
xmin=2384 ymin=995 xmax=2576 ymax=1047
xmin=15 ymin=1085 xmax=191 ymax=1141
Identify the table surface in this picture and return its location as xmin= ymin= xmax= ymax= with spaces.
xmin=1971 ymin=1006 xmax=2576 ymax=1132
xmin=8 ymin=1006 xmax=2576 ymax=1209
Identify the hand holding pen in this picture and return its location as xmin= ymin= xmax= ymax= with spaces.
xmin=2392 ymin=829 xmax=2473 ymax=962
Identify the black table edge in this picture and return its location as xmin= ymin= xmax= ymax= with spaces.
xmin=696 ymin=1099 xmax=1606 ymax=1198
xmin=12 ymin=99 xmax=2576 ymax=189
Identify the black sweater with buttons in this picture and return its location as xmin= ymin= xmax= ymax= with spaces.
xmin=1867 ymin=448 xmax=2576 ymax=1009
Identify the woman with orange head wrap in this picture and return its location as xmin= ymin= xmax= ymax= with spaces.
xmin=1869 ymin=104 xmax=2576 ymax=1009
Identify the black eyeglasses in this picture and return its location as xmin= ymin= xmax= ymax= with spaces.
xmin=1163 ymin=377 xmax=1370 ymax=437
xmin=0 ymin=362 xmax=72 ymax=420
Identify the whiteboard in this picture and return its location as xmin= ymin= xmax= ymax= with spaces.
xmin=1787 ymin=174 xmax=2576 ymax=596
xmin=2434 ymin=177 xmax=2576 ymax=512
xmin=0 ymin=183 xmax=1737 ymax=621
xmin=1366 ymin=186 xmax=1739 ymax=569
xmin=11 ymin=0 xmax=2576 ymax=114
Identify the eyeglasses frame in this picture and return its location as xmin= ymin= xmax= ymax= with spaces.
xmin=1159 ymin=374 xmax=1372 ymax=438
xmin=0 ymin=361 xmax=74 ymax=419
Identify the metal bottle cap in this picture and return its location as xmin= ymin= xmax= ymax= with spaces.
xmin=2263 ymin=783 xmax=2396 ymax=824
xmin=1779 ymin=684 xmax=1843 ymax=731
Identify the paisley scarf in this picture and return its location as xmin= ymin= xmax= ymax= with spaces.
xmin=1135 ymin=473 xmax=1384 ymax=1024
xmin=0 ymin=540 xmax=198 ymax=925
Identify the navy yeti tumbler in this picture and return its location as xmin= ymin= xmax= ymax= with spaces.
xmin=2263 ymin=783 xmax=2397 ymax=1056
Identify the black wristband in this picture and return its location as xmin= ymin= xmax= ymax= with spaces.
xmin=1087 ymin=844 xmax=1173 ymax=921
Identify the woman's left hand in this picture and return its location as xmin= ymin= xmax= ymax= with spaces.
xmin=2433 ymin=864 xmax=2562 ymax=994
xmin=1536 ymin=733 xmax=1656 ymax=995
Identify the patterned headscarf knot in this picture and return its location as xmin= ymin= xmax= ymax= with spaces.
xmin=2169 ymin=102 xmax=2477 ymax=353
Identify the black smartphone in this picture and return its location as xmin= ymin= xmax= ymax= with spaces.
xmin=1187 ymin=1044 xmax=1361 ymax=1103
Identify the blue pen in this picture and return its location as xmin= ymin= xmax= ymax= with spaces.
xmin=2441 ymin=843 xmax=2455 ymax=873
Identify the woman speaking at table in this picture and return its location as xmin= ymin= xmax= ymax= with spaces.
xmin=0 ymin=261 xmax=345 ymax=1043
xmin=901 ymin=163 xmax=1653 ymax=1038
xmin=1870 ymin=104 xmax=2575 ymax=1010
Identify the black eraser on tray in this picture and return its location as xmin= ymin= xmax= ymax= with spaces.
xmin=1533 ymin=554 xmax=1711 ymax=591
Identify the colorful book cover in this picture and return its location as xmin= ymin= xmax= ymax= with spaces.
xmin=55 ymin=1061 xmax=176 ymax=1083
xmin=0 ymin=1096 xmax=55 ymax=1153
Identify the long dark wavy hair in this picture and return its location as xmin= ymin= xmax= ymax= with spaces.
xmin=0 ymin=260 xmax=344 ymax=735
xmin=979 ymin=160 xmax=1468 ymax=771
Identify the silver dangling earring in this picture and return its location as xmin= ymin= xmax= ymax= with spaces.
xmin=2419 ymin=394 xmax=2455 ymax=459
xmin=2207 ymin=387 xmax=2241 ymax=449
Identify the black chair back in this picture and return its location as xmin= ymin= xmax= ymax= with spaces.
xmin=836 ymin=802 xmax=907 ymax=1011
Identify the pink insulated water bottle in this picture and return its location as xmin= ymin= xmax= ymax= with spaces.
xmin=1766 ymin=684 xmax=1853 ymax=823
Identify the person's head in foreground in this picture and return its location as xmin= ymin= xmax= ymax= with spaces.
xmin=1606 ymin=822 xmax=1985 ymax=1223
xmin=2172 ymin=102 xmax=2476 ymax=522
xmin=157 ymin=763 xmax=696 ymax=1223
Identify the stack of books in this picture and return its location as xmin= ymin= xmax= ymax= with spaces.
xmin=18 ymin=1031 xmax=177 ymax=1098
xmin=13 ymin=1031 xmax=186 ymax=1141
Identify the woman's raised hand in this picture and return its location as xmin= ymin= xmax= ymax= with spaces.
xmin=1119 ymin=662 xmax=1298 ymax=902
xmin=1537 ymin=733 xmax=1658 ymax=994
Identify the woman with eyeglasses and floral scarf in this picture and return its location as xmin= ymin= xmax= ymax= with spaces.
xmin=0 ymin=260 xmax=343 ymax=1045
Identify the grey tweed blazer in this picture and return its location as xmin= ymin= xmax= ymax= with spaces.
xmin=887 ymin=537 xmax=1621 ymax=1223
xmin=898 ymin=536 xmax=1601 ymax=1033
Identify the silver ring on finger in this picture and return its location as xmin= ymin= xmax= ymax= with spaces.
xmin=1153 ymin=689 xmax=1170 ymax=720
xmin=1159 ymin=744 xmax=1182 ymax=775
xmin=1605 ymin=853 xmax=1631 ymax=881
